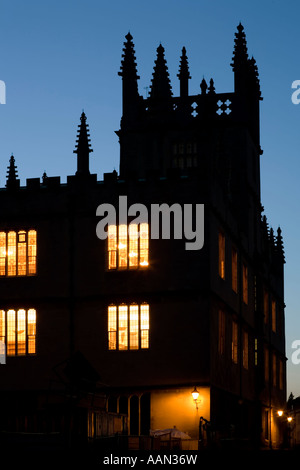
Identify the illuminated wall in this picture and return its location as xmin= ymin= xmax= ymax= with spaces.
xmin=150 ymin=387 xmax=210 ymax=440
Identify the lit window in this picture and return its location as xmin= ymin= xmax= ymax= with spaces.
xmin=108 ymin=304 xmax=149 ymax=350
xmin=0 ymin=230 xmax=37 ymax=276
xmin=232 ymin=248 xmax=238 ymax=292
xmin=218 ymin=310 xmax=225 ymax=355
xmin=108 ymin=224 xmax=149 ymax=270
xmin=0 ymin=308 xmax=36 ymax=356
xmin=243 ymin=331 xmax=248 ymax=370
xmin=232 ymin=320 xmax=238 ymax=364
xmin=242 ymin=263 xmax=248 ymax=304
xmin=255 ymin=338 xmax=258 ymax=366
xmin=218 ymin=232 xmax=225 ymax=280
xmin=271 ymin=299 xmax=276 ymax=333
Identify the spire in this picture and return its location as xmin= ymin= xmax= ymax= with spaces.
xmin=6 ymin=154 xmax=19 ymax=189
xmin=276 ymin=227 xmax=285 ymax=262
xmin=119 ymin=32 xmax=140 ymax=88
xmin=231 ymin=22 xmax=248 ymax=71
xmin=118 ymin=33 xmax=140 ymax=124
xmin=248 ymin=56 xmax=261 ymax=98
xmin=149 ymin=44 xmax=173 ymax=102
xmin=208 ymin=78 xmax=216 ymax=94
xmin=42 ymin=171 xmax=48 ymax=185
xmin=73 ymin=112 xmax=93 ymax=176
xmin=200 ymin=78 xmax=207 ymax=95
xmin=177 ymin=47 xmax=191 ymax=98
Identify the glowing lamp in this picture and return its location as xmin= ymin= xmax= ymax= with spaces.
xmin=277 ymin=410 xmax=283 ymax=417
xmin=191 ymin=387 xmax=199 ymax=402
xmin=287 ymin=416 xmax=293 ymax=423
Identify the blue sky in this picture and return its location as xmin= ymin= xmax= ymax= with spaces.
xmin=0 ymin=0 xmax=299 ymax=397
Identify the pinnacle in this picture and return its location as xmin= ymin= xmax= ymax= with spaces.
xmin=149 ymin=43 xmax=172 ymax=101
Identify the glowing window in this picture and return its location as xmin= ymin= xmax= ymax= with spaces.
xmin=0 ymin=230 xmax=37 ymax=276
xmin=242 ymin=263 xmax=248 ymax=304
xmin=1 ymin=308 xmax=36 ymax=356
xmin=218 ymin=232 xmax=225 ymax=280
xmin=118 ymin=305 xmax=128 ymax=350
xmin=232 ymin=320 xmax=238 ymax=364
xmin=140 ymin=304 xmax=149 ymax=349
xmin=108 ymin=306 xmax=117 ymax=350
xmin=271 ymin=299 xmax=276 ymax=333
xmin=108 ymin=224 xmax=149 ymax=270
xmin=108 ymin=304 xmax=149 ymax=350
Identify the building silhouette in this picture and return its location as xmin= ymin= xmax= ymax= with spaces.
xmin=0 ymin=24 xmax=286 ymax=451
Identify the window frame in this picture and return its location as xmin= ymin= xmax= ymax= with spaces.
xmin=108 ymin=303 xmax=150 ymax=351
xmin=0 ymin=229 xmax=37 ymax=277
xmin=0 ymin=308 xmax=37 ymax=356
xmin=107 ymin=223 xmax=149 ymax=270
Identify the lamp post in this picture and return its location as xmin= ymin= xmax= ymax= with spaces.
xmin=277 ymin=410 xmax=293 ymax=448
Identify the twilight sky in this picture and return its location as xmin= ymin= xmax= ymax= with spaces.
xmin=0 ymin=0 xmax=299 ymax=397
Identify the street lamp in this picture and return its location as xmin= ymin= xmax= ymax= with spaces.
xmin=191 ymin=387 xmax=199 ymax=401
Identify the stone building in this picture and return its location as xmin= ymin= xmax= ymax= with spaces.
xmin=0 ymin=24 xmax=286 ymax=450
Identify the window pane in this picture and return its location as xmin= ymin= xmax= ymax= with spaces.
xmin=232 ymin=321 xmax=238 ymax=363
xmin=27 ymin=309 xmax=36 ymax=354
xmin=232 ymin=248 xmax=238 ymax=292
xmin=0 ymin=310 xmax=5 ymax=344
xmin=18 ymin=231 xmax=27 ymax=276
xmin=7 ymin=232 xmax=16 ymax=276
xmin=108 ymin=306 xmax=117 ymax=350
xmin=17 ymin=309 xmax=26 ymax=355
xmin=7 ymin=310 xmax=15 ymax=356
xmin=108 ymin=225 xmax=117 ymax=269
xmin=272 ymin=299 xmax=276 ymax=333
xmin=28 ymin=230 xmax=37 ymax=275
xmin=139 ymin=223 xmax=149 ymax=267
xmin=0 ymin=232 xmax=6 ymax=276
xmin=218 ymin=232 xmax=225 ymax=279
xmin=129 ymin=225 xmax=138 ymax=268
xmin=243 ymin=331 xmax=248 ymax=369
xmin=140 ymin=304 xmax=149 ymax=349
xmin=129 ymin=305 xmax=139 ymax=349
xmin=118 ymin=305 xmax=128 ymax=350
xmin=118 ymin=225 xmax=128 ymax=268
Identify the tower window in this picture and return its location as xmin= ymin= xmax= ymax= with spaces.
xmin=232 ymin=320 xmax=238 ymax=364
xmin=0 ymin=230 xmax=37 ymax=277
xmin=108 ymin=224 xmax=149 ymax=270
xmin=243 ymin=330 xmax=249 ymax=369
xmin=218 ymin=231 xmax=225 ymax=280
xmin=108 ymin=304 xmax=149 ymax=350
xmin=271 ymin=299 xmax=276 ymax=333
xmin=0 ymin=308 xmax=36 ymax=356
